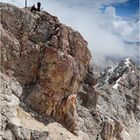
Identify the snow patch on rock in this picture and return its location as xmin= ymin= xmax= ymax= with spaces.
xmin=124 ymin=58 xmax=130 ymax=68
xmin=112 ymin=77 xmax=121 ymax=89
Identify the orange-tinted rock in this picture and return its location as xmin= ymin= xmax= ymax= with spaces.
xmin=0 ymin=3 xmax=91 ymax=133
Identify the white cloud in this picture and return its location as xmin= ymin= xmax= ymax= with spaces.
xmin=103 ymin=6 xmax=139 ymax=42
xmin=104 ymin=6 xmax=117 ymax=18
xmin=100 ymin=0 xmax=129 ymax=5
xmin=45 ymin=0 xmax=139 ymax=67
xmin=1 ymin=0 xmax=139 ymax=68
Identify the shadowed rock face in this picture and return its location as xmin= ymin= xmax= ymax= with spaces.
xmin=0 ymin=3 xmax=91 ymax=133
xmin=94 ymin=58 xmax=140 ymax=140
xmin=76 ymin=58 xmax=140 ymax=140
xmin=78 ymin=66 xmax=100 ymax=109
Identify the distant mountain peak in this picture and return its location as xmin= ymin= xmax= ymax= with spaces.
xmin=124 ymin=58 xmax=131 ymax=67
xmin=98 ymin=58 xmax=139 ymax=90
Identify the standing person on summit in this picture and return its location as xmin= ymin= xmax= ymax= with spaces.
xmin=37 ymin=2 xmax=41 ymax=11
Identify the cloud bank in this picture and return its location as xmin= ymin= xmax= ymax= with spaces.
xmin=1 ymin=0 xmax=139 ymax=68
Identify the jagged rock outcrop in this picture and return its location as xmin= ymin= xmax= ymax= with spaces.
xmin=78 ymin=66 xmax=100 ymax=109
xmin=94 ymin=58 xmax=140 ymax=140
xmin=0 ymin=72 xmax=88 ymax=140
xmin=0 ymin=2 xmax=91 ymax=137
xmin=98 ymin=58 xmax=140 ymax=121
xmin=76 ymin=58 xmax=140 ymax=140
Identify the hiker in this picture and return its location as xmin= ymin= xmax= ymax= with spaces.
xmin=31 ymin=4 xmax=37 ymax=12
xmin=37 ymin=2 xmax=41 ymax=11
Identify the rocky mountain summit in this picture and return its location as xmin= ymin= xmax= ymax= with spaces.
xmin=0 ymin=3 xmax=140 ymax=140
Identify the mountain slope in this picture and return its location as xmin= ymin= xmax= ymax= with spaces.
xmin=77 ymin=58 xmax=140 ymax=140
xmin=0 ymin=3 xmax=91 ymax=139
xmin=96 ymin=58 xmax=140 ymax=140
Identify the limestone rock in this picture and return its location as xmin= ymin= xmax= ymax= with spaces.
xmin=0 ymin=72 xmax=91 ymax=140
xmin=78 ymin=66 xmax=100 ymax=109
xmin=95 ymin=58 xmax=140 ymax=140
xmin=0 ymin=3 xmax=91 ymax=134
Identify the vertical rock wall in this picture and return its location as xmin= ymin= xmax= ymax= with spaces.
xmin=0 ymin=3 xmax=91 ymax=133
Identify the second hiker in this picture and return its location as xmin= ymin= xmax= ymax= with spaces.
xmin=37 ymin=2 xmax=41 ymax=11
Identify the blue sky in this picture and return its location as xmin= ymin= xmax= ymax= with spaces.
xmin=115 ymin=0 xmax=139 ymax=17
xmin=1 ymin=0 xmax=139 ymax=67
xmin=101 ymin=0 xmax=139 ymax=18
xmin=2 ymin=0 xmax=139 ymax=16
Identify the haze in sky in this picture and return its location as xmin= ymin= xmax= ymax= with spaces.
xmin=1 ymin=0 xmax=139 ymax=68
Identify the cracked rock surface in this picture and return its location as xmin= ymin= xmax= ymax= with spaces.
xmin=0 ymin=3 xmax=91 ymax=139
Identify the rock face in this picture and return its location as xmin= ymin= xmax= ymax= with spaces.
xmin=98 ymin=58 xmax=140 ymax=123
xmin=78 ymin=66 xmax=100 ymax=109
xmin=76 ymin=58 xmax=140 ymax=140
xmin=0 ymin=2 xmax=91 ymax=136
xmin=93 ymin=58 xmax=140 ymax=140
xmin=0 ymin=73 xmax=88 ymax=140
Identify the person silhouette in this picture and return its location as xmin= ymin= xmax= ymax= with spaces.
xmin=31 ymin=4 xmax=37 ymax=12
xmin=37 ymin=2 xmax=41 ymax=11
